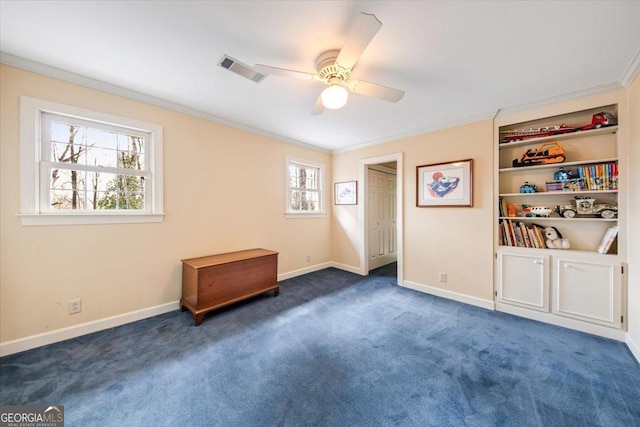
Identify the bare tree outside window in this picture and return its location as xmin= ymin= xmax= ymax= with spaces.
xmin=288 ymin=161 xmax=321 ymax=213
xmin=48 ymin=119 xmax=146 ymax=211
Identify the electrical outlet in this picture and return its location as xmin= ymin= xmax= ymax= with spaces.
xmin=68 ymin=299 xmax=82 ymax=315
xmin=438 ymin=273 xmax=447 ymax=283
xmin=306 ymin=254 xmax=311 ymax=262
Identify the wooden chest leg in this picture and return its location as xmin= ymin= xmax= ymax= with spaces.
xmin=274 ymin=287 xmax=280 ymax=297
xmin=193 ymin=313 xmax=205 ymax=326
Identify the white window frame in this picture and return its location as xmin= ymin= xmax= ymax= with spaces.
xmin=19 ymin=96 xmax=164 ymax=225
xmin=285 ymin=156 xmax=325 ymax=218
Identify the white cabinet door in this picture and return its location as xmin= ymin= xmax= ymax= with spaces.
xmin=554 ymin=258 xmax=622 ymax=327
xmin=497 ymin=252 xmax=549 ymax=312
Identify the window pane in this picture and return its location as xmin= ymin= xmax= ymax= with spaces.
xmin=289 ymin=165 xmax=300 ymax=188
xmin=117 ymin=150 xmax=144 ymax=170
xmin=87 ymin=127 xmax=118 ymax=150
xmin=288 ymin=161 xmax=321 ymax=213
xmin=50 ymin=139 xmax=87 ymax=165
xmin=51 ymin=122 xmax=73 ymax=143
xmin=118 ymin=135 xmax=145 ymax=169
xmin=96 ymin=174 xmax=145 ymax=210
xmin=49 ymin=169 xmax=145 ymax=211
xmin=289 ymin=189 xmax=320 ymax=212
xmin=304 ymin=168 xmax=318 ymax=189
xmin=305 ymin=191 xmax=320 ymax=212
xmin=50 ymin=189 xmax=88 ymax=210
xmin=87 ymin=146 xmax=119 ymax=168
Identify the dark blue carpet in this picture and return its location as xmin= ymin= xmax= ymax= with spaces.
xmin=1 ymin=264 xmax=639 ymax=426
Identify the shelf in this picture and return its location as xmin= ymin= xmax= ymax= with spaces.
xmin=499 ymin=157 xmax=617 ymax=173
xmin=498 ymin=125 xmax=618 ymax=149
xmin=498 ymin=216 xmax=617 ymax=222
xmin=497 ymin=245 xmax=618 ymax=256
xmin=499 ymin=190 xmax=618 ymax=197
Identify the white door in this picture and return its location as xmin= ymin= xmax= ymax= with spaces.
xmin=368 ymin=168 xmax=397 ymax=270
xmin=497 ymin=252 xmax=550 ymax=312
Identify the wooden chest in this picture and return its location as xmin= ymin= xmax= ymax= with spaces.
xmin=180 ymin=248 xmax=279 ymax=325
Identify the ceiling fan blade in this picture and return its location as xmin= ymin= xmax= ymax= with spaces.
xmin=335 ymin=12 xmax=382 ymax=70
xmin=347 ymin=80 xmax=405 ymax=103
xmin=254 ymin=64 xmax=316 ymax=80
xmin=310 ymin=94 xmax=325 ymax=115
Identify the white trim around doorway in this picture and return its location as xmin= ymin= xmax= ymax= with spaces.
xmin=359 ymin=153 xmax=404 ymax=285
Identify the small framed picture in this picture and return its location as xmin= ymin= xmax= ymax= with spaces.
xmin=334 ymin=181 xmax=357 ymax=205
xmin=417 ymin=159 xmax=473 ymax=207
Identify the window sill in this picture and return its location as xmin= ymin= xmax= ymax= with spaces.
xmin=18 ymin=212 xmax=165 ymax=226
xmin=285 ymin=212 xmax=326 ymax=219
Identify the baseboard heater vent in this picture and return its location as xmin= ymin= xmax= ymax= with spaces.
xmin=219 ymin=55 xmax=266 ymax=83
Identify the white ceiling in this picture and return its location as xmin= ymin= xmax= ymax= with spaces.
xmin=1 ymin=1 xmax=639 ymax=152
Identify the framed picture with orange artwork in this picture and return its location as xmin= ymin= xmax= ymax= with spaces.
xmin=416 ymin=159 xmax=473 ymax=207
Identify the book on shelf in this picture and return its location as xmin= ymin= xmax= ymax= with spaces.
xmin=519 ymin=222 xmax=531 ymax=247
xmin=576 ymin=161 xmax=618 ymax=191
xmin=597 ymin=226 xmax=618 ymax=254
xmin=499 ymin=220 xmax=547 ymax=248
xmin=533 ymin=225 xmax=547 ymax=249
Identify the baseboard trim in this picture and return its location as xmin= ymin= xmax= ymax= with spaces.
xmin=329 ymin=262 xmax=366 ymax=275
xmin=402 ymin=280 xmax=495 ymax=311
xmin=626 ymin=333 xmax=640 ymax=363
xmin=496 ymin=302 xmax=626 ymax=342
xmin=0 ymin=301 xmax=180 ymax=357
xmin=277 ymin=262 xmax=333 ymax=281
xmin=2 ymin=263 xmax=347 ymax=357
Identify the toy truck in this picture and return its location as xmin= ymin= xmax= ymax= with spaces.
xmin=501 ymin=124 xmax=575 ymax=142
xmin=578 ymin=112 xmax=617 ymax=131
xmin=512 ymin=142 xmax=566 ymax=167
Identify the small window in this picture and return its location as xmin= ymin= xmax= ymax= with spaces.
xmin=286 ymin=158 xmax=324 ymax=216
xmin=20 ymin=97 xmax=164 ymax=225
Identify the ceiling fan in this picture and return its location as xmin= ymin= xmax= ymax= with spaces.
xmin=254 ymin=12 xmax=405 ymax=115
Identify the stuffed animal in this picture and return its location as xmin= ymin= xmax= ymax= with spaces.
xmin=544 ymin=226 xmax=570 ymax=249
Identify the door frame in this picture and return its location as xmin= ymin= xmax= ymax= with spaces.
xmin=359 ymin=153 xmax=403 ymax=285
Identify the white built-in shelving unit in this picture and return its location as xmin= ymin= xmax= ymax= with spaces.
xmin=494 ymin=103 xmax=627 ymax=340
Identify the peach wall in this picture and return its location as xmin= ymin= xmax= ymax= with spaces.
xmin=1 ymin=62 xmax=637 ymax=358
xmin=0 ymin=65 xmax=331 ymax=344
xmin=627 ymin=72 xmax=640 ymax=357
xmin=331 ymin=119 xmax=496 ymax=302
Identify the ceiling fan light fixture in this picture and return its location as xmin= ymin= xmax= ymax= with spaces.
xmin=321 ymin=84 xmax=348 ymax=109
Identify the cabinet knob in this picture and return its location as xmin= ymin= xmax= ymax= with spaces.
xmin=534 ymin=259 xmax=543 ymax=265
xmin=564 ymin=264 xmax=571 ymax=269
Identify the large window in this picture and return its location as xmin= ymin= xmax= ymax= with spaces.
xmin=286 ymin=158 xmax=324 ymax=216
xmin=20 ymin=97 xmax=164 ymax=225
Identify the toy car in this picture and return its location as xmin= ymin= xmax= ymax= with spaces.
xmin=512 ymin=142 xmax=566 ymax=167
xmin=555 ymin=197 xmax=618 ymax=219
xmin=519 ymin=182 xmax=537 ymax=193
xmin=523 ymin=206 xmax=552 ymax=217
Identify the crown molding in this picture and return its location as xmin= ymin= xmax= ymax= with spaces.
xmin=620 ymin=47 xmax=640 ymax=88
xmin=0 ymin=52 xmax=329 ymax=154
xmin=331 ymin=110 xmax=498 ymax=154
xmin=2 ymin=51 xmax=633 ymax=156
xmin=495 ymin=81 xmax=623 ymax=118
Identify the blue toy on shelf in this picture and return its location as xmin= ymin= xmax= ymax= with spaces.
xmin=554 ymin=168 xmax=573 ymax=181
xmin=519 ymin=182 xmax=537 ymax=193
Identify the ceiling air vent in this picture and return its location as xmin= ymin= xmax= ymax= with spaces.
xmin=219 ymin=55 xmax=266 ymax=83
